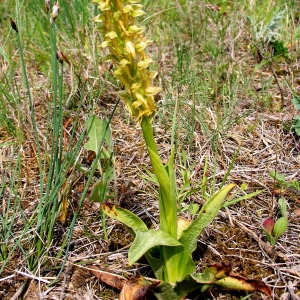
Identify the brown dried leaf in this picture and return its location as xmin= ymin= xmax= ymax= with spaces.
xmin=88 ymin=264 xmax=126 ymax=291
xmin=208 ymin=262 xmax=233 ymax=279
xmin=119 ymin=277 xmax=158 ymax=300
xmin=215 ymin=272 xmax=271 ymax=296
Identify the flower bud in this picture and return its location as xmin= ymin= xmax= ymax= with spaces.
xmin=125 ymin=40 xmax=136 ymax=58
xmin=51 ymin=1 xmax=60 ymax=24
xmin=56 ymin=50 xmax=64 ymax=64
xmin=61 ymin=51 xmax=71 ymax=65
xmin=83 ymin=71 xmax=89 ymax=83
xmin=131 ymin=8 xmax=145 ymax=18
xmin=123 ymin=5 xmax=133 ymax=13
xmin=128 ymin=25 xmax=145 ymax=35
xmin=45 ymin=89 xmax=51 ymax=101
xmin=145 ymin=86 xmax=162 ymax=97
xmin=45 ymin=0 xmax=50 ymax=14
xmin=10 ymin=17 xmax=18 ymax=33
xmin=137 ymin=58 xmax=153 ymax=70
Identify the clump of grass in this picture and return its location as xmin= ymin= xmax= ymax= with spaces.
xmin=0 ymin=0 xmax=117 ymax=295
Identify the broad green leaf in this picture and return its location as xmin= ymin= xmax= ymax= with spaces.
xmin=141 ymin=119 xmax=180 ymax=282
xmin=152 ymin=281 xmax=179 ymax=300
xmin=179 ymin=184 xmax=236 ymax=255
xmin=294 ymin=116 xmax=300 ymax=136
xmin=175 ymin=184 xmax=236 ymax=281
xmin=89 ymin=166 xmax=114 ymax=202
xmin=128 ymin=230 xmax=182 ymax=265
xmin=278 ymin=198 xmax=287 ymax=217
xmin=144 ymin=249 xmax=164 ymax=280
xmin=174 ymin=274 xmax=206 ymax=298
xmin=84 ymin=115 xmax=111 ymax=155
xmin=292 ymin=95 xmax=300 ymax=110
xmin=214 ymin=276 xmax=271 ymax=295
xmin=102 ymin=204 xmax=148 ymax=233
xmin=173 ymin=262 xmax=271 ymax=298
xmin=175 ymin=251 xmax=195 ymax=281
xmin=102 ymin=204 xmax=166 ymax=279
xmin=159 ymin=147 xmax=182 ymax=283
xmin=89 ymin=179 xmax=106 ymax=202
xmin=273 ymin=217 xmax=288 ymax=241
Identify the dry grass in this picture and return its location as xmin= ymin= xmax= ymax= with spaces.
xmin=1 ymin=89 xmax=299 ymax=299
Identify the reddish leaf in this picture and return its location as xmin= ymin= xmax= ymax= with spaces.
xmin=262 ymin=218 xmax=275 ymax=235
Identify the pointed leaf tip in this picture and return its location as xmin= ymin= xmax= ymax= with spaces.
xmin=215 ymin=273 xmax=271 ymax=296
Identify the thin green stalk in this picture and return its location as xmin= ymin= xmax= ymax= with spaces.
xmin=47 ymin=53 xmax=65 ymax=246
xmin=141 ymin=117 xmax=159 ymax=157
xmin=0 ymin=147 xmax=22 ymax=261
xmin=12 ymin=18 xmax=42 ymax=172
xmin=57 ymin=60 xmax=64 ymax=174
xmin=141 ymin=116 xmax=180 ymax=283
xmin=51 ymin=97 xmax=120 ymax=283
xmin=49 ymin=21 xmax=59 ymax=181
xmin=141 ymin=117 xmax=176 ymax=236
xmin=11 ymin=17 xmax=48 ymax=271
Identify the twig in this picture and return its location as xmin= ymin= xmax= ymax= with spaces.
xmin=10 ymin=279 xmax=31 ymax=300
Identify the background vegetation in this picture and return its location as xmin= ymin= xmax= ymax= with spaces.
xmin=0 ymin=0 xmax=299 ymax=299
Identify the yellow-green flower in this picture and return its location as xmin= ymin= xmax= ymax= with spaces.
xmin=94 ymin=0 xmax=160 ymax=121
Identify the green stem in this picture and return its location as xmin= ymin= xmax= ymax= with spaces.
xmin=141 ymin=116 xmax=180 ymax=283
xmin=141 ymin=116 xmax=177 ymax=235
xmin=140 ymin=116 xmax=167 ymax=231
xmin=141 ymin=117 xmax=159 ymax=158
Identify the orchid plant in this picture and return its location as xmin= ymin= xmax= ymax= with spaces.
xmin=91 ymin=0 xmax=271 ymax=298
xmin=262 ymin=198 xmax=288 ymax=246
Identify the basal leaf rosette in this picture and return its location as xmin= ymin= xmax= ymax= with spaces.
xmin=94 ymin=0 xmax=161 ymax=121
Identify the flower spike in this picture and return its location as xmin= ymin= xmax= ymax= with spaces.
xmin=94 ymin=0 xmax=160 ymax=121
